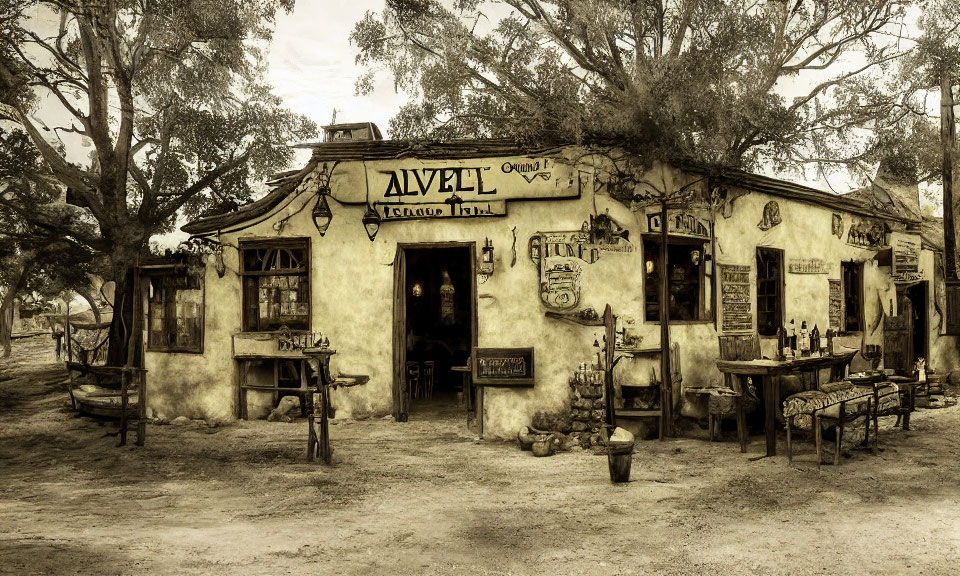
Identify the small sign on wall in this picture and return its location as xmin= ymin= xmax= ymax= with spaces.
xmin=890 ymin=232 xmax=921 ymax=281
xmin=719 ymin=264 xmax=752 ymax=333
xmin=473 ymin=347 xmax=535 ymax=387
xmin=828 ymin=279 xmax=842 ymax=331
xmin=788 ymin=258 xmax=832 ymax=274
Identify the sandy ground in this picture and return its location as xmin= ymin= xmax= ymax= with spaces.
xmin=1 ymin=336 xmax=960 ymax=576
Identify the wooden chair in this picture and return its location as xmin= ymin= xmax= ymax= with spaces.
xmin=405 ymin=361 xmax=420 ymax=400
xmin=714 ymin=334 xmax=760 ymax=452
xmin=421 ymin=361 xmax=435 ymax=400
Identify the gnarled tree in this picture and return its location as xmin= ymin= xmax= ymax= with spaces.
xmin=0 ymin=0 xmax=317 ymax=365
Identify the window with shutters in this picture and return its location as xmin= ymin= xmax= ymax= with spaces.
xmin=147 ymin=271 xmax=204 ymax=353
xmin=240 ymin=239 xmax=310 ymax=332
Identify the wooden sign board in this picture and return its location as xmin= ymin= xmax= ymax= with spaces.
xmin=472 ymin=347 xmax=535 ymax=387
xmin=828 ymin=279 xmax=842 ymax=331
xmin=890 ymin=232 xmax=921 ymax=278
xmin=719 ymin=264 xmax=752 ymax=333
xmin=788 ymin=258 xmax=831 ymax=274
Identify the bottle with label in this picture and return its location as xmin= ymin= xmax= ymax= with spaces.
xmin=788 ymin=319 xmax=797 ymax=356
xmin=799 ymin=321 xmax=810 ymax=357
xmin=777 ymin=326 xmax=787 ymax=361
xmin=811 ymin=324 xmax=821 ymax=356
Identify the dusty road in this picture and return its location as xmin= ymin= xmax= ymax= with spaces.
xmin=1 ymin=336 xmax=959 ymax=576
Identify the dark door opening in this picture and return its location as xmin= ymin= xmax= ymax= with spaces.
xmin=905 ymin=282 xmax=928 ymax=366
xmin=402 ymin=246 xmax=475 ymax=414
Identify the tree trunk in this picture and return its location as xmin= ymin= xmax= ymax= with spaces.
xmin=107 ymin=264 xmax=138 ymax=367
xmin=0 ymin=291 xmax=14 ymax=358
xmin=942 ymin=72 xmax=957 ymax=281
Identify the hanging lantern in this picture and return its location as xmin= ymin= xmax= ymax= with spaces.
xmin=214 ymin=244 xmax=226 ymax=278
xmin=312 ymin=192 xmax=333 ymax=236
xmin=478 ymin=237 xmax=495 ymax=276
xmin=361 ymin=204 xmax=381 ymax=241
xmin=312 ymin=163 xmax=333 ymax=236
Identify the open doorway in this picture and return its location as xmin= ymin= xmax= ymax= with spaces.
xmin=905 ymin=282 xmax=928 ymax=366
xmin=394 ymin=244 xmax=476 ymax=419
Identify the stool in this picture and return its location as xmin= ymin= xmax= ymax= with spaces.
xmin=686 ymin=387 xmax=746 ymax=453
xmin=405 ymin=361 xmax=420 ymax=400
xmin=421 ymin=361 xmax=435 ymax=399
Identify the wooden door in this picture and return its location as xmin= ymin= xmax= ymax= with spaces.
xmin=392 ymin=248 xmax=409 ymax=422
xmin=883 ymin=292 xmax=913 ymax=375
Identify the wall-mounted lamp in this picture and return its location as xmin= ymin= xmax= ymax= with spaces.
xmin=214 ymin=244 xmax=226 ymax=278
xmin=690 ymin=250 xmax=700 ymax=266
xmin=645 ymin=259 xmax=655 ymax=275
xmin=361 ymin=203 xmax=381 ymax=241
xmin=312 ymin=163 xmax=333 ymax=236
xmin=412 ymin=283 xmax=423 ymax=298
xmin=478 ymin=237 xmax=495 ymax=276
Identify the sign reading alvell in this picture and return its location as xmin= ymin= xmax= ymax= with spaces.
xmin=331 ymin=156 xmax=580 ymax=221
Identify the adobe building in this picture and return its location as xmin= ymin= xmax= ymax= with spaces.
xmin=141 ymin=125 xmax=958 ymax=439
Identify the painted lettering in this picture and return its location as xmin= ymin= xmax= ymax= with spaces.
xmin=382 ymin=166 xmax=498 ymax=198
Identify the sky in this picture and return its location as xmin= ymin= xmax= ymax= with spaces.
xmin=266 ymin=1 xmax=405 ymax=141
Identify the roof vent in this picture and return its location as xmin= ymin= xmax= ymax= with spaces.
xmin=322 ymin=122 xmax=383 ymax=142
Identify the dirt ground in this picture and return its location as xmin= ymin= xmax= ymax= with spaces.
xmin=1 ymin=336 xmax=959 ymax=576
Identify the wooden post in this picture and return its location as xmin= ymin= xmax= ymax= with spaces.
xmin=942 ymin=72 xmax=957 ymax=281
xmin=119 ymin=368 xmax=128 ymax=447
xmin=659 ymin=200 xmax=674 ymax=437
xmin=603 ymin=304 xmax=617 ymax=427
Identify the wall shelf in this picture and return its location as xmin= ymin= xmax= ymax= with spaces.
xmin=544 ymin=311 xmax=604 ymax=326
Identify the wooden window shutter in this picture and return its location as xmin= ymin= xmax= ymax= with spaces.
xmin=946 ymin=282 xmax=960 ymax=335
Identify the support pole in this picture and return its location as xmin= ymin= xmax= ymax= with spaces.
xmin=659 ymin=200 xmax=674 ymax=437
xmin=942 ymin=72 xmax=957 ymax=281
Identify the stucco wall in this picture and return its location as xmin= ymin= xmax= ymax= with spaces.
xmin=145 ymin=158 xmax=951 ymax=438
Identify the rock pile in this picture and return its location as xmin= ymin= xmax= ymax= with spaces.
xmin=569 ymin=368 xmax=606 ymax=448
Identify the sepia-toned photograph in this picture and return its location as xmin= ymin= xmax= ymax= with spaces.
xmin=2 ymin=1 xmax=959 ymax=574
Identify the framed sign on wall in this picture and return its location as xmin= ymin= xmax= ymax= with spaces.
xmin=472 ymin=347 xmax=535 ymax=387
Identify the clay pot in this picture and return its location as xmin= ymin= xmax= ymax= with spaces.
xmin=531 ymin=438 xmax=555 ymax=457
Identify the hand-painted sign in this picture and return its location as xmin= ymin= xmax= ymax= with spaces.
xmin=473 ymin=347 xmax=535 ymax=387
xmin=829 ymin=279 xmax=842 ymax=330
xmin=890 ymin=232 xmax=920 ymax=278
xmin=788 ymin=258 xmax=832 ymax=274
xmin=646 ymin=211 xmax=712 ymax=238
xmin=719 ymin=264 xmax=752 ymax=333
xmin=377 ymin=200 xmax=506 ymax=221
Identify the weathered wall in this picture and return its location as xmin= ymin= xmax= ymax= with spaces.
xmin=145 ymin=155 xmax=949 ymax=438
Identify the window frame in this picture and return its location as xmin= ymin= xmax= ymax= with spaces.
xmin=239 ymin=237 xmax=312 ymax=333
xmin=642 ymin=234 xmax=712 ymax=324
xmin=755 ymin=247 xmax=785 ymax=337
xmin=145 ymin=269 xmax=205 ymax=354
xmin=841 ymin=261 xmax=864 ymax=334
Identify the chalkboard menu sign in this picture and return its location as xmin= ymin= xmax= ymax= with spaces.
xmin=828 ymin=279 xmax=842 ymax=330
xmin=473 ymin=347 xmax=535 ymax=387
xmin=719 ymin=264 xmax=752 ymax=333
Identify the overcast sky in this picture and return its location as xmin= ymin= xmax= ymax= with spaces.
xmin=267 ymin=1 xmax=405 ymax=139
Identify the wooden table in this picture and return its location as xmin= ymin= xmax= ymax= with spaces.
xmin=715 ymin=351 xmax=857 ymax=457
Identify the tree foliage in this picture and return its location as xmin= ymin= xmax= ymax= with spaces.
xmin=0 ymin=0 xmax=317 ymax=363
xmin=352 ymin=0 xmax=921 ymax=172
xmin=0 ymin=127 xmax=97 ymax=356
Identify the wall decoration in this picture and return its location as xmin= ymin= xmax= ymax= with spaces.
xmin=757 ymin=201 xmax=782 ymax=231
xmin=646 ymin=211 xmax=712 ymax=238
xmin=473 ymin=347 xmax=535 ymax=387
xmin=832 ymin=213 xmax=844 ymax=238
xmin=890 ymin=232 xmax=921 ymax=280
xmin=719 ymin=264 xmax=752 ymax=333
xmin=788 ymin=258 xmax=832 ymax=274
xmin=846 ymin=217 xmax=887 ymax=248
xmin=709 ymin=186 xmax=748 ymax=219
xmin=531 ymin=216 xmax=635 ymax=310
xmin=828 ymin=279 xmax=842 ymax=331
xmin=510 ymin=226 xmax=518 ymax=267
